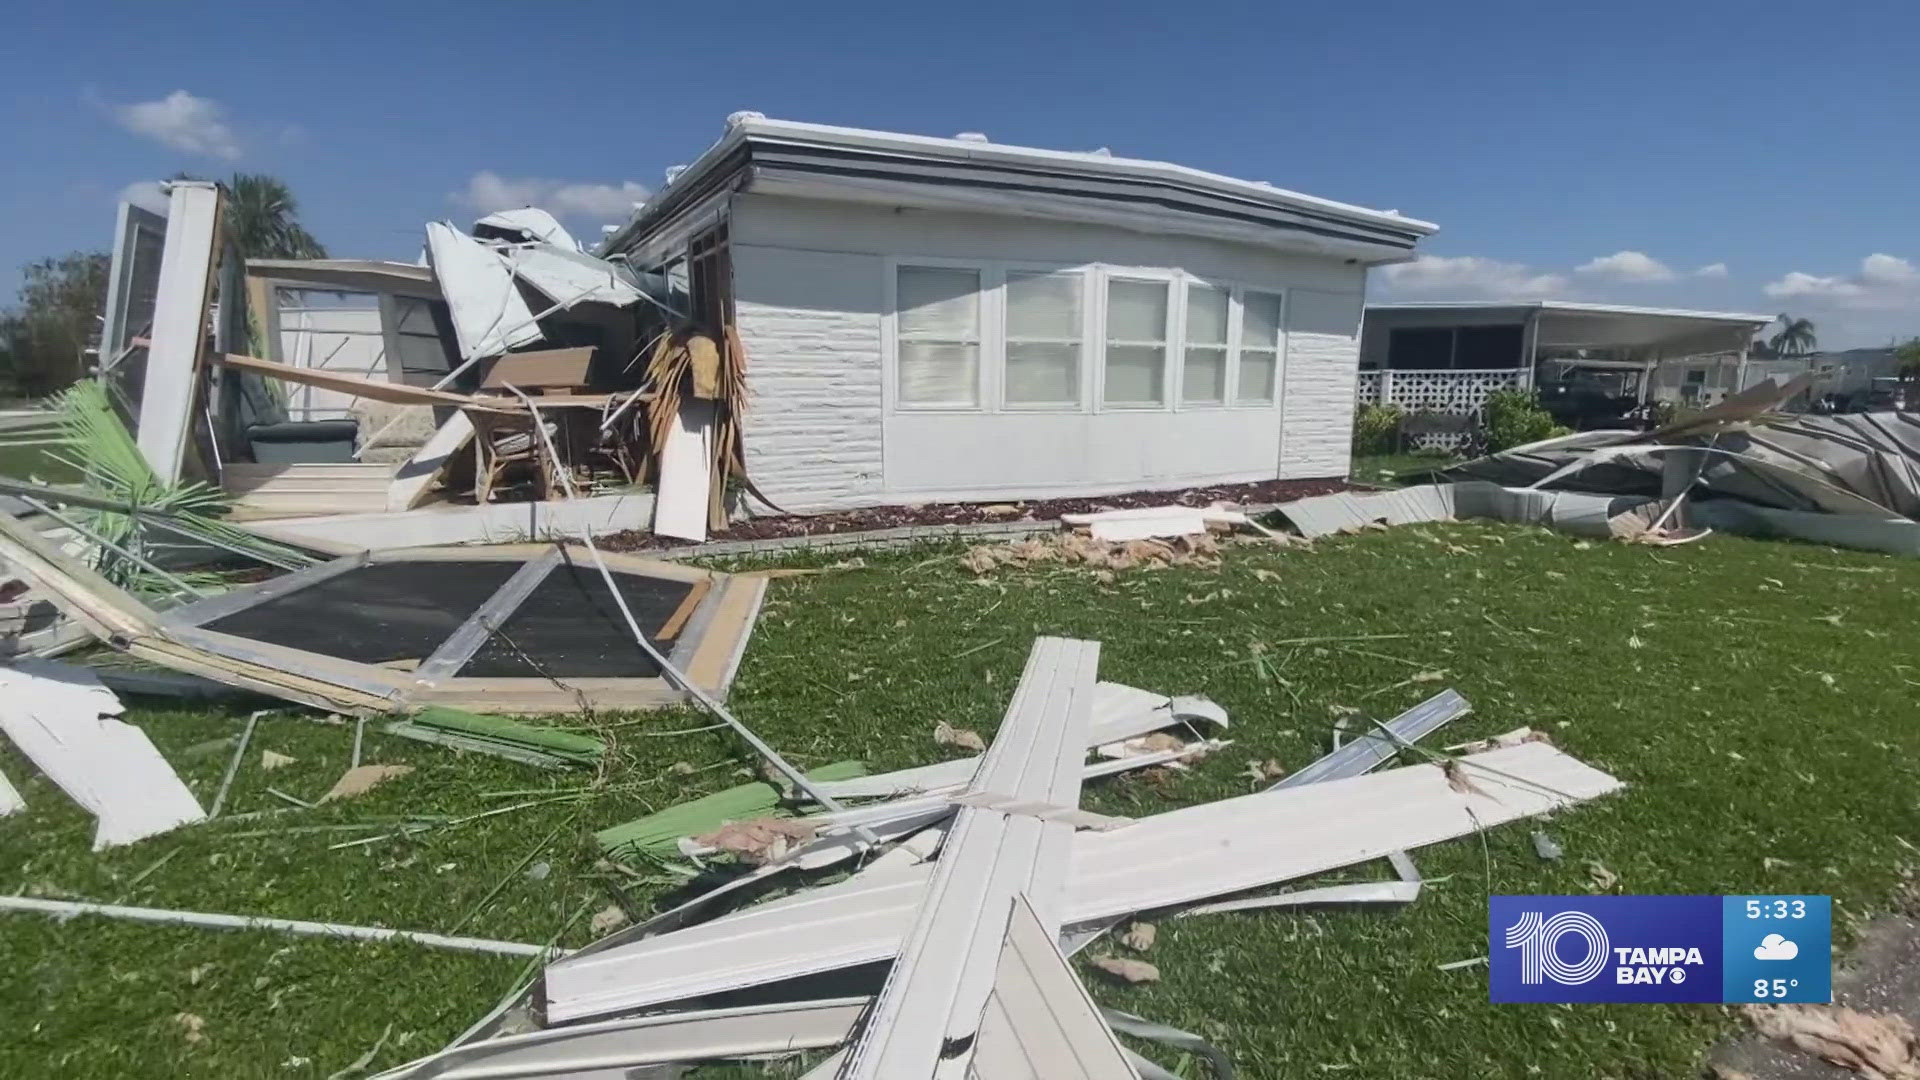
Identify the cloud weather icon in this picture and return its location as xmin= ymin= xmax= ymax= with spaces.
xmin=1754 ymin=934 xmax=1800 ymax=961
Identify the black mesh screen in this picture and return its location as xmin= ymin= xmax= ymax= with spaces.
xmin=205 ymin=561 xmax=522 ymax=665
xmin=458 ymin=563 xmax=695 ymax=679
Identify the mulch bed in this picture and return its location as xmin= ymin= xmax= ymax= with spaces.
xmin=601 ymin=477 xmax=1351 ymax=551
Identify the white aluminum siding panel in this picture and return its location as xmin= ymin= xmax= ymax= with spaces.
xmin=0 ymin=658 xmax=204 ymax=848
xmin=1278 ymin=288 xmax=1364 ymax=481
xmin=841 ymin=638 xmax=1098 ymax=1079
xmin=542 ymin=742 xmax=1622 ymax=1022
xmin=965 ymin=893 xmax=1133 ymax=1080
xmin=811 ymin=681 xmax=1220 ymax=800
xmin=371 ymin=997 xmax=865 ymax=1080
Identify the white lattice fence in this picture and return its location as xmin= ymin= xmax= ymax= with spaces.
xmin=1356 ymin=370 xmax=1382 ymax=405
xmin=1354 ymin=368 xmax=1529 ymax=452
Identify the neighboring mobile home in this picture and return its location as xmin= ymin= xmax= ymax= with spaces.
xmin=1359 ymin=302 xmax=1773 ymax=422
xmin=600 ymin=115 xmax=1438 ymax=511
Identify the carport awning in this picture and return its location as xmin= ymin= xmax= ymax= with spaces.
xmin=1368 ymin=301 xmax=1773 ymax=358
xmin=1529 ymin=303 xmax=1772 ymax=356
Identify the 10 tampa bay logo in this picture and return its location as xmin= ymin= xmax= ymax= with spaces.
xmin=1489 ymin=895 xmax=1728 ymax=1003
xmin=1504 ymin=909 xmax=1705 ymax=986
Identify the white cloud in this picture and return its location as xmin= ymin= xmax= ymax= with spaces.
xmin=1764 ymin=253 xmax=1920 ymax=311
xmin=1575 ymin=250 xmax=1676 ymax=283
xmin=1376 ymin=255 xmax=1566 ymax=300
xmin=1753 ymin=934 xmax=1799 ymax=961
xmin=452 ymin=171 xmax=650 ymax=224
xmin=115 ymin=180 xmax=169 ymax=215
xmin=1693 ymin=262 xmax=1728 ymax=279
xmin=113 ymin=90 xmax=241 ymax=160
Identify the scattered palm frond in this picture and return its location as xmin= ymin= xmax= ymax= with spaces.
xmin=40 ymin=381 xmax=315 ymax=595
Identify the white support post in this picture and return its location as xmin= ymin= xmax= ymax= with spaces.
xmin=137 ymin=181 xmax=224 ymax=482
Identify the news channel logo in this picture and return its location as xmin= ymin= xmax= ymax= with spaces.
xmin=1488 ymin=895 xmax=1830 ymax=1004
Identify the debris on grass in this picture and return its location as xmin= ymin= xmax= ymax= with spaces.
xmin=0 ymin=658 xmax=206 ymax=846
xmin=260 ymin=750 xmax=295 ymax=772
xmin=173 ymin=1011 xmax=207 ymax=1045
xmin=1447 ymin=727 xmax=1550 ymax=754
xmin=322 ymin=765 xmax=415 ymax=803
xmin=960 ymin=530 xmax=1223 ymax=575
xmin=1240 ymin=758 xmax=1286 ymax=783
xmin=593 ymin=761 xmax=867 ymax=860
xmin=1743 ymin=1003 xmax=1919 ymax=1078
xmin=1586 ymin=860 xmax=1620 ymax=891
xmin=1532 ymin=830 xmax=1564 ymax=861
xmin=690 ymin=817 xmax=819 ymax=864
xmin=1090 ymin=956 xmax=1162 ymax=984
xmin=1120 ymin=921 xmax=1157 ymax=952
xmin=589 ymin=904 xmax=630 ymax=935
xmin=0 ymin=895 xmax=555 ymax=958
xmin=511 ymin=648 xmax=1622 ymax=1077
xmin=933 ymin=721 xmax=986 ymax=753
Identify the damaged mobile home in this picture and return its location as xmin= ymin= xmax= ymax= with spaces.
xmin=84 ymin=114 xmax=1441 ymax=558
xmin=4 ymin=108 xmax=1916 ymax=1080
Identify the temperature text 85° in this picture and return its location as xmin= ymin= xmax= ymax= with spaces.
xmin=1754 ymin=979 xmax=1801 ymax=999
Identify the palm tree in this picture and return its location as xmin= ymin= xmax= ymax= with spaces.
xmin=223 ymin=173 xmax=327 ymax=260
xmin=1896 ymin=338 xmax=1920 ymax=386
xmin=1769 ymin=313 xmax=1818 ymax=358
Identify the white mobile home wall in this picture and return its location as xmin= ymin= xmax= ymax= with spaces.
xmin=727 ymin=194 xmax=1365 ymax=511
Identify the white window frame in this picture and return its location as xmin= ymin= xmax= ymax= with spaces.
xmin=1000 ymin=266 xmax=1093 ymax=411
xmin=1096 ymin=267 xmax=1178 ymax=412
xmin=885 ymin=257 xmax=1095 ymax=415
xmin=883 ymin=259 xmax=1289 ymax=417
xmin=1176 ymin=274 xmax=1234 ymax=410
xmin=1232 ymin=285 xmax=1287 ymax=408
xmin=885 ymin=259 xmax=992 ymax=412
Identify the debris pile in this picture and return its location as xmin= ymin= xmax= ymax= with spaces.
xmin=356 ymin=638 xmax=1625 ymax=1079
xmin=960 ymin=530 xmax=1225 ymax=574
xmin=1272 ymin=378 xmax=1920 ymax=557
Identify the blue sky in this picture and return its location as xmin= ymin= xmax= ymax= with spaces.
xmin=4 ymin=1 xmax=1916 ymax=347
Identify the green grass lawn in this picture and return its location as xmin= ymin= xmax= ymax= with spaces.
xmin=2 ymin=524 xmax=1917 ymax=1078
xmin=1350 ymin=451 xmax=1463 ymax=487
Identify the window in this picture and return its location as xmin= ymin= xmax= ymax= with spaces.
xmin=1684 ymin=368 xmax=1707 ymax=385
xmin=1387 ymin=327 xmax=1454 ymax=370
xmin=1004 ymin=271 xmax=1082 ymax=406
xmin=1387 ymin=324 xmax=1524 ymax=370
xmin=1104 ymin=279 xmax=1169 ymax=407
xmin=895 ymin=266 xmax=981 ymax=407
xmin=1182 ymin=283 xmax=1229 ymax=405
xmin=1238 ymin=290 xmax=1282 ymax=404
xmin=1455 ymin=325 xmax=1524 ymax=368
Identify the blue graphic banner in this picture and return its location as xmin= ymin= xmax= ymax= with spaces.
xmin=1488 ymin=895 xmax=1830 ymax=1004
